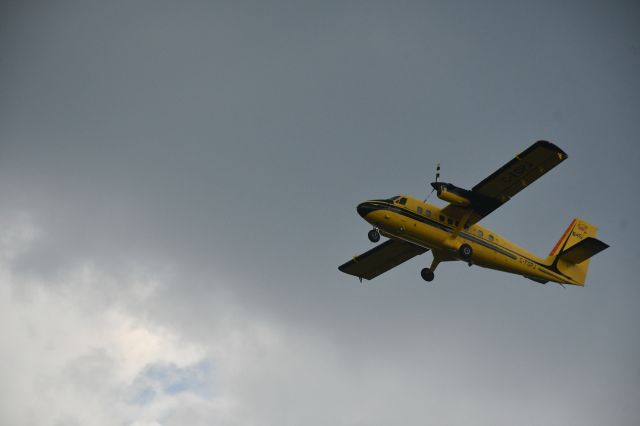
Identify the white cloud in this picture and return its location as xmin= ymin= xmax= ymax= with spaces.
xmin=0 ymin=213 xmax=216 ymax=425
xmin=0 ymin=213 xmax=369 ymax=425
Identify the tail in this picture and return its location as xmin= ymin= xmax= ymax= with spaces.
xmin=546 ymin=218 xmax=609 ymax=285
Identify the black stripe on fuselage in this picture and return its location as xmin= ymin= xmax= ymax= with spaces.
xmin=366 ymin=201 xmax=517 ymax=259
xmin=365 ymin=201 xmax=572 ymax=282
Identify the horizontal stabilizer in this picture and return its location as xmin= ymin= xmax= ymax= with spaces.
xmin=557 ymin=237 xmax=609 ymax=264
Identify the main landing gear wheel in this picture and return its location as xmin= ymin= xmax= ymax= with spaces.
xmin=459 ymin=243 xmax=473 ymax=260
xmin=368 ymin=229 xmax=380 ymax=243
xmin=421 ymin=268 xmax=434 ymax=282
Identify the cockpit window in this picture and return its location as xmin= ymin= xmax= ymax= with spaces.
xmin=398 ymin=197 xmax=407 ymax=205
xmin=385 ymin=196 xmax=401 ymax=203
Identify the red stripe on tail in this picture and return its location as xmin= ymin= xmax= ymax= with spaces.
xmin=549 ymin=219 xmax=576 ymax=256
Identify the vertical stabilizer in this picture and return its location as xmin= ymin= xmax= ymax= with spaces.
xmin=547 ymin=218 xmax=605 ymax=285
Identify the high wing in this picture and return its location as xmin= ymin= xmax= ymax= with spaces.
xmin=338 ymin=239 xmax=428 ymax=281
xmin=441 ymin=140 xmax=567 ymax=225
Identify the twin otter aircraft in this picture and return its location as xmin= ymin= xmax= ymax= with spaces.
xmin=339 ymin=141 xmax=608 ymax=286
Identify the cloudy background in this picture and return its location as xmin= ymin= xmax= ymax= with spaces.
xmin=1 ymin=1 xmax=639 ymax=425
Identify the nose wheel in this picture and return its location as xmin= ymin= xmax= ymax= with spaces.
xmin=368 ymin=228 xmax=380 ymax=243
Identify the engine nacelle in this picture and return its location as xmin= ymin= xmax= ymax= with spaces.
xmin=437 ymin=186 xmax=471 ymax=207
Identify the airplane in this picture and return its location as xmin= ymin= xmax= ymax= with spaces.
xmin=339 ymin=141 xmax=608 ymax=286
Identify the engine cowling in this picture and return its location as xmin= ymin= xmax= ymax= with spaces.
xmin=437 ymin=188 xmax=471 ymax=207
xmin=431 ymin=182 xmax=471 ymax=207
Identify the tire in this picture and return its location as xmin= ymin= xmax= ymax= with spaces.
xmin=421 ymin=268 xmax=434 ymax=282
xmin=459 ymin=243 xmax=473 ymax=260
xmin=368 ymin=229 xmax=380 ymax=243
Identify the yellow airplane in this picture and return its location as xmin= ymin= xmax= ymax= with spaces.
xmin=339 ymin=141 xmax=608 ymax=286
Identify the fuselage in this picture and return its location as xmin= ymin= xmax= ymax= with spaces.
xmin=357 ymin=195 xmax=579 ymax=285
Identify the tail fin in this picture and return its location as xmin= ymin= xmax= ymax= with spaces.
xmin=547 ymin=218 xmax=608 ymax=285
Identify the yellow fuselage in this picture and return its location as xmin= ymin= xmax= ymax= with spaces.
xmin=359 ymin=195 xmax=578 ymax=285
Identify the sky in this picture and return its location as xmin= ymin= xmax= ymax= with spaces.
xmin=1 ymin=1 xmax=639 ymax=425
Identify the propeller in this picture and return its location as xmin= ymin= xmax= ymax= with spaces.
xmin=425 ymin=162 xmax=440 ymax=202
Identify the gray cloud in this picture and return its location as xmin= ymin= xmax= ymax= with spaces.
xmin=1 ymin=1 xmax=639 ymax=425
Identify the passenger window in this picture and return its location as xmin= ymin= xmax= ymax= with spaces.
xmin=439 ymin=215 xmax=445 ymax=222
xmin=447 ymin=218 xmax=453 ymax=225
xmin=417 ymin=207 xmax=423 ymax=214
xmin=488 ymin=234 xmax=494 ymax=241
xmin=477 ymin=230 xmax=484 ymax=238
xmin=425 ymin=210 xmax=431 ymax=217
xmin=464 ymin=225 xmax=469 ymax=230
xmin=399 ymin=197 xmax=407 ymax=205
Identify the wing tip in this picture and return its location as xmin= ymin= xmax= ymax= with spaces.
xmin=534 ymin=140 xmax=568 ymax=160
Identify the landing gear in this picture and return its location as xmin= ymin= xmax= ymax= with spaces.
xmin=459 ymin=243 xmax=473 ymax=260
xmin=421 ymin=268 xmax=434 ymax=282
xmin=421 ymin=257 xmax=440 ymax=282
xmin=368 ymin=228 xmax=380 ymax=243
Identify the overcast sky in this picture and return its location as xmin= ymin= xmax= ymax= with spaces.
xmin=1 ymin=1 xmax=639 ymax=425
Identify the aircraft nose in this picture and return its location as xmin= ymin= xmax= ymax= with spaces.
xmin=357 ymin=202 xmax=377 ymax=218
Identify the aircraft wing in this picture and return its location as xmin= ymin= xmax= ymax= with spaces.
xmin=442 ymin=141 xmax=568 ymax=224
xmin=339 ymin=239 xmax=428 ymax=281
